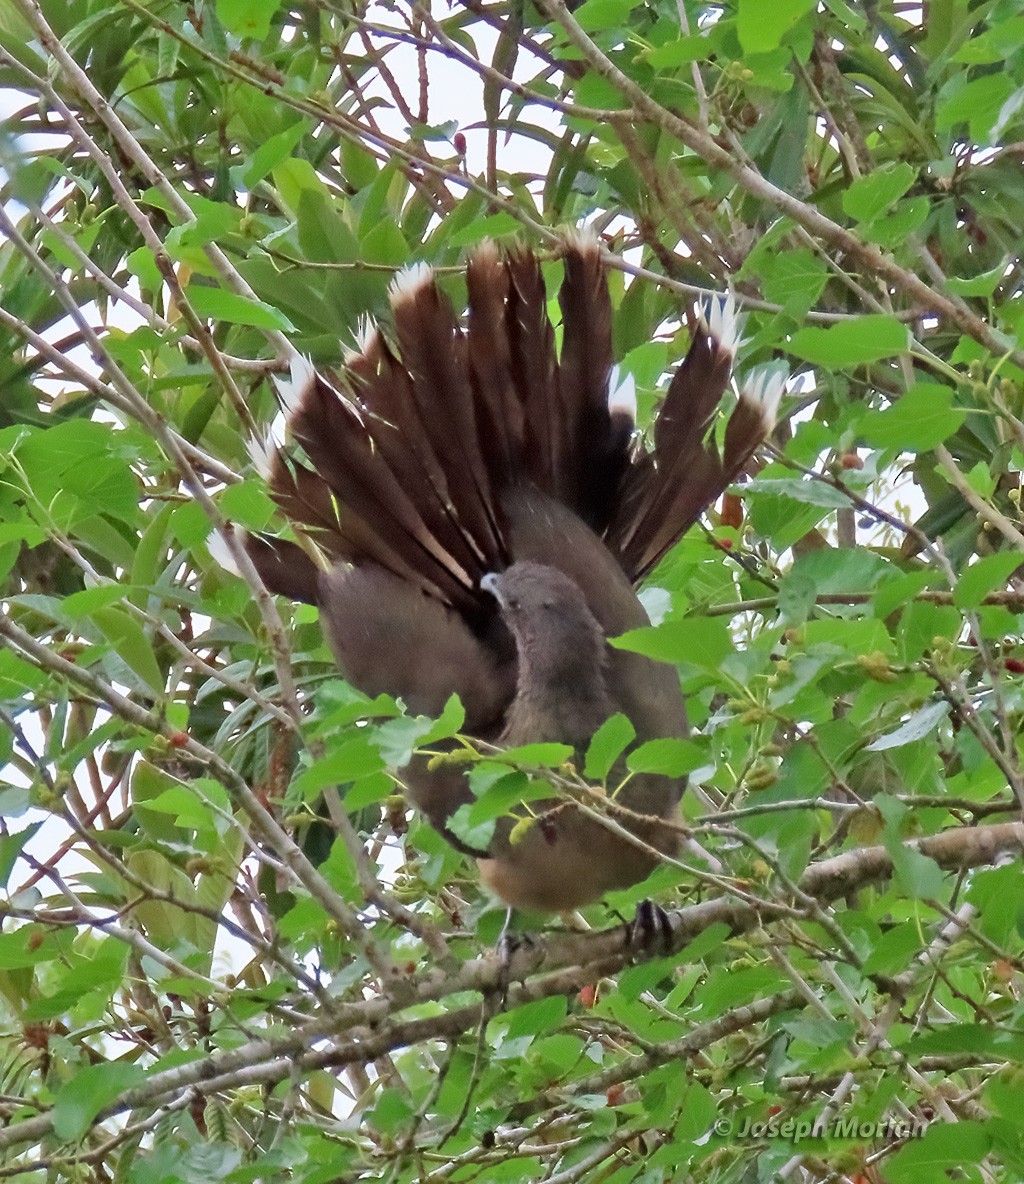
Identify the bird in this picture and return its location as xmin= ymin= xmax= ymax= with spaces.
xmin=229 ymin=235 xmax=783 ymax=913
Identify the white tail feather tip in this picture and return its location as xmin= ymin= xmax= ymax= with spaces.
xmin=388 ymin=261 xmax=433 ymax=303
xmin=708 ymin=291 xmax=742 ymax=356
xmin=607 ymin=366 xmax=637 ymax=421
xmin=276 ymin=354 xmax=315 ymax=416
xmin=344 ymin=314 xmax=378 ymax=363
xmin=563 ymin=225 xmax=601 ymax=257
xmin=245 ymin=432 xmax=276 ymax=480
xmin=741 ymin=367 xmax=786 ymax=425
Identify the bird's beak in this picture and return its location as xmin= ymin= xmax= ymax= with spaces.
xmin=480 ymin=571 xmax=504 ymax=606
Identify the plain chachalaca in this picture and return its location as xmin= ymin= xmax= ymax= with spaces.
xmin=237 ymin=237 xmax=782 ymax=913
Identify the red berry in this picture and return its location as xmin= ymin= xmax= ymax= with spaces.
xmin=453 ymin=132 xmax=467 ymax=155
xmin=168 ymin=732 xmax=189 ymax=748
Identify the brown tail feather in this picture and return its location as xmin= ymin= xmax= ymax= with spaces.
xmin=466 ymin=241 xmax=520 ymax=489
xmin=257 ymin=246 xmax=778 ymax=610
xmin=280 ymin=369 xmax=481 ymax=606
xmin=557 ymin=235 xmax=618 ymax=527
xmin=389 ymin=270 xmax=505 ymax=566
xmin=505 ymin=251 xmax=561 ymax=496
xmin=243 ymin=535 xmax=321 ymax=604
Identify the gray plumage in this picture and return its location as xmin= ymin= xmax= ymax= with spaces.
xmin=242 ymin=239 xmax=776 ymax=911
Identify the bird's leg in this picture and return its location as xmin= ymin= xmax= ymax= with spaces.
xmin=493 ymin=911 xmax=541 ymax=1009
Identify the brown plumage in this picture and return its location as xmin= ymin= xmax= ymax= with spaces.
xmin=238 ymin=237 xmax=781 ymax=913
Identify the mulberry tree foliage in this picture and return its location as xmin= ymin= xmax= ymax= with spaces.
xmin=2 ymin=0 xmax=1024 ymax=1180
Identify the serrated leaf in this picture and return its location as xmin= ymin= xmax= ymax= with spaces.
xmin=584 ymin=713 xmax=636 ymax=781
xmin=788 ymin=316 xmax=910 ymax=366
xmin=498 ymin=742 xmax=574 ymax=767
xmin=613 ymin=617 xmax=732 ymax=670
xmin=743 ymin=477 xmax=850 ymax=508
xmin=294 ymin=738 xmax=384 ymax=796
xmin=842 ymin=163 xmax=916 ymax=222
xmin=946 ymin=264 xmax=1004 ymax=297
xmin=858 ymin=383 xmax=967 ymax=451
xmin=626 ymin=738 xmax=704 ymax=777
xmin=574 ymin=0 xmax=633 ymax=31
xmin=148 ymin=786 xmax=217 ymax=835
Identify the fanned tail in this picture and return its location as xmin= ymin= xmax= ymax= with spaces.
xmin=606 ymin=298 xmax=782 ymax=580
xmin=244 ymin=244 xmax=781 ymax=609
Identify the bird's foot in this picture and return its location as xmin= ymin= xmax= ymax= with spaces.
xmin=624 ymin=899 xmax=674 ymax=959
xmin=494 ymin=931 xmax=540 ymax=1009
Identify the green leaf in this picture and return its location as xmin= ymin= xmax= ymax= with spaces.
xmin=861 ymin=195 xmax=930 ymax=248
xmin=219 ymin=480 xmax=277 ymax=530
xmin=858 ymin=384 xmax=967 ymax=451
xmin=646 ymin=34 xmax=707 ymax=68
xmin=862 ymin=921 xmax=922 ymax=975
xmin=504 ymin=995 xmax=567 ymax=1038
xmin=186 ymin=285 xmax=296 ymax=331
xmin=0 ymin=825 xmax=42 ymax=890
xmin=866 ymin=701 xmax=948 ymax=751
xmin=343 ymin=771 xmax=395 ymax=810
xmin=953 ymin=15 xmax=1024 ymax=63
xmin=626 ymin=738 xmax=705 ymax=777
xmin=743 ymin=476 xmax=850 ymax=508
xmin=788 ymin=316 xmax=910 ymax=366
xmin=148 ymin=786 xmax=218 ymax=836
xmin=613 ymin=617 xmax=732 ymax=670
xmin=584 ymin=713 xmax=636 ymax=781
xmin=239 ymin=121 xmax=308 ymax=189
xmin=498 ymin=742 xmax=574 ymax=767
xmin=91 ymin=606 xmax=164 ymax=694
xmin=367 ymin=1088 xmax=414 ymax=1136
xmin=53 ymin=1062 xmax=146 ymax=1140
xmin=953 ymin=551 xmax=1024 ymax=610
xmin=737 ymin=0 xmax=815 ymax=53
xmin=216 ymin=0 xmax=280 ymax=39
xmin=573 ymin=0 xmax=633 ymax=32
xmin=448 ymin=212 xmax=523 ymax=248
xmin=885 ymin=1120 xmax=989 ymax=1182
xmin=0 ymin=928 xmax=71 ymax=970
xmin=842 ymin=162 xmax=916 ymax=222
xmin=63 ymin=585 xmax=139 ymax=617
xmin=126 ymin=245 xmax=162 ymax=291
xmin=758 ymin=247 xmax=828 ymax=316
xmin=936 ymin=72 xmax=1015 ymax=144
xmin=946 ymin=263 xmax=1005 ymax=297
xmin=420 ymin=695 xmax=466 ymax=745
xmin=294 ymin=738 xmax=385 ymax=797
